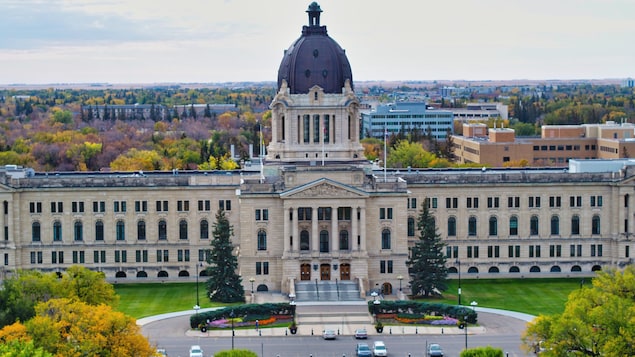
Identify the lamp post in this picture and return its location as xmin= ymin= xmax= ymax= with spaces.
xmin=464 ymin=314 xmax=468 ymax=350
xmin=456 ymin=259 xmax=462 ymax=306
xmin=249 ymin=277 xmax=255 ymax=294
xmin=230 ymin=309 xmax=235 ymax=350
xmin=290 ymin=300 xmax=296 ymax=319
xmin=194 ymin=262 xmax=203 ymax=309
xmin=397 ymin=275 xmax=403 ymax=292
xmin=371 ymin=291 xmax=379 ymax=322
xmin=470 ymin=301 xmax=478 ymax=311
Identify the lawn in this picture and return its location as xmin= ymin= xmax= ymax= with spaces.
xmin=114 ymin=282 xmax=230 ymax=318
xmin=115 ymin=278 xmax=584 ymax=319
xmin=423 ymin=278 xmax=583 ymax=316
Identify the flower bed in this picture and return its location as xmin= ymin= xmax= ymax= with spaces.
xmin=378 ymin=313 xmax=459 ymax=326
xmin=206 ymin=315 xmax=290 ymax=329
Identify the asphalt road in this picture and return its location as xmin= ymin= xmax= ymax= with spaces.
xmin=142 ymin=312 xmax=533 ymax=357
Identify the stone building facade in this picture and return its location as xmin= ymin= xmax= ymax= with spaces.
xmin=0 ymin=3 xmax=633 ymax=299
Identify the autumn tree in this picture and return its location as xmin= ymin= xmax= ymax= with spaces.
xmin=522 ymin=266 xmax=635 ymax=356
xmin=206 ymin=210 xmax=245 ymax=303
xmin=25 ymin=298 xmax=156 ymax=357
xmin=406 ymin=199 xmax=448 ymax=297
xmin=58 ymin=265 xmax=119 ymax=307
xmin=388 ymin=140 xmax=438 ymax=168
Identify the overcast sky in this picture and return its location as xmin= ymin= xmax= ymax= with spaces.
xmin=1 ymin=0 xmax=633 ymax=85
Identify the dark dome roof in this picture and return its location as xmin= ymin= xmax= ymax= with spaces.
xmin=277 ymin=2 xmax=353 ymax=94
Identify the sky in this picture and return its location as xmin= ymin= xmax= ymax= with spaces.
xmin=1 ymin=0 xmax=633 ymax=85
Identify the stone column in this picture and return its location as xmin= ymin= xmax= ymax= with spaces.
xmin=284 ymin=206 xmax=291 ymax=253
xmin=352 ymin=206 xmax=358 ymax=252
xmin=331 ymin=206 xmax=338 ymax=252
xmin=311 ymin=207 xmax=319 ymax=252
xmin=293 ymin=207 xmax=299 ymax=252
xmin=360 ymin=207 xmax=367 ymax=251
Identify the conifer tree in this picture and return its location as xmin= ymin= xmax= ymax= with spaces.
xmin=406 ymin=199 xmax=448 ymax=297
xmin=205 ymin=209 xmax=245 ymax=303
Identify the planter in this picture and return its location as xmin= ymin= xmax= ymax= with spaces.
xmin=375 ymin=327 xmax=383 ymax=333
xmin=289 ymin=327 xmax=298 ymax=335
xmin=200 ymin=326 xmax=207 ymax=333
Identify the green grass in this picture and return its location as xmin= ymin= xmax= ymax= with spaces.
xmin=114 ymin=282 xmax=230 ymax=318
xmin=115 ymin=278 xmax=584 ymax=319
xmin=423 ymin=278 xmax=583 ymax=316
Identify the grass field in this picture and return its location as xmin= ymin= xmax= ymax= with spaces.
xmin=115 ymin=278 xmax=584 ymax=319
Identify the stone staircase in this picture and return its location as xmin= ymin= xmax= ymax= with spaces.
xmin=295 ymin=303 xmax=373 ymax=332
xmin=294 ymin=280 xmax=363 ymax=302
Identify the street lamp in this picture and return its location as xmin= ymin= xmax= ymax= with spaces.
xmin=456 ymin=259 xmax=462 ymax=306
xmin=249 ymin=277 xmax=255 ymax=294
xmin=370 ymin=291 xmax=379 ymax=322
xmin=464 ymin=314 xmax=468 ymax=350
xmin=230 ymin=309 xmax=235 ymax=350
xmin=397 ymin=275 xmax=403 ymax=292
xmin=195 ymin=262 xmax=203 ymax=308
xmin=290 ymin=300 xmax=296 ymax=319
xmin=470 ymin=301 xmax=478 ymax=311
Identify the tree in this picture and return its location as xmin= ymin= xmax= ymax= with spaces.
xmin=0 ymin=270 xmax=61 ymax=328
xmin=58 ymin=266 xmax=119 ymax=307
xmin=406 ymin=199 xmax=448 ymax=297
xmin=206 ymin=210 xmax=245 ymax=303
xmin=24 ymin=298 xmax=156 ymax=357
xmin=0 ymin=339 xmax=53 ymax=357
xmin=522 ymin=266 xmax=635 ymax=356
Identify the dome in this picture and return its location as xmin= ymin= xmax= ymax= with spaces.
xmin=277 ymin=2 xmax=353 ymax=94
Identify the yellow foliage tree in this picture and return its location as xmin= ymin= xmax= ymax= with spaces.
xmin=110 ymin=149 xmax=162 ymax=171
xmin=26 ymin=298 xmax=156 ymax=357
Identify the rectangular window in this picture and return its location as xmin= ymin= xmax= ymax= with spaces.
xmin=387 ymin=260 xmax=393 ymax=274
xmin=528 ymin=196 xmax=541 ymax=208
xmin=466 ymin=197 xmax=479 ymax=209
xmin=380 ymin=260 xmax=386 ymax=274
xmin=177 ymin=200 xmax=190 ymax=212
xmin=263 ymin=262 xmax=269 ymax=275
xmin=256 ymin=262 xmax=262 ymax=275
xmin=431 ymin=197 xmax=437 ymax=208
xmin=198 ymin=200 xmax=211 ymax=211
xmin=71 ymin=201 xmax=84 ymax=213
xmin=337 ymin=207 xmax=352 ymax=220
xmin=219 ymin=200 xmax=232 ymax=211
xmin=487 ymin=197 xmax=500 ymax=208
xmin=549 ymin=196 xmax=562 ymax=208
xmin=446 ymin=197 xmax=458 ymax=209
xmin=29 ymin=202 xmax=43 ymax=213
xmin=156 ymin=200 xmax=169 ymax=212
xmin=135 ymin=200 xmax=148 ymax=212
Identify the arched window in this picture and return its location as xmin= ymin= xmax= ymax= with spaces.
xmin=407 ymin=217 xmax=415 ymax=237
xmin=468 ymin=216 xmax=477 ymax=236
xmin=53 ymin=221 xmax=62 ymax=241
xmin=489 ymin=216 xmax=498 ymax=236
xmin=257 ymin=230 xmax=267 ymax=250
xmin=530 ymin=215 xmax=539 ymax=236
xmin=158 ymin=220 xmax=167 ymax=240
xmin=381 ymin=229 xmax=391 ymax=249
xmin=300 ymin=230 xmax=310 ymax=250
xmin=509 ymin=216 xmax=518 ymax=236
xmin=95 ymin=220 xmax=104 ymax=241
xmin=592 ymin=215 xmax=601 ymax=235
xmin=32 ymin=221 xmax=41 ymax=242
xmin=179 ymin=219 xmax=188 ymax=240
xmin=74 ymin=221 xmax=83 ymax=241
xmin=551 ymin=215 xmax=559 ymax=235
xmin=319 ymin=230 xmax=329 ymax=253
xmin=571 ymin=215 xmax=580 ymax=235
xmin=137 ymin=220 xmax=146 ymax=240
xmin=200 ymin=219 xmax=209 ymax=239
xmin=116 ymin=220 xmax=125 ymax=241
xmin=339 ymin=230 xmax=349 ymax=251
xmin=447 ymin=217 xmax=456 ymax=236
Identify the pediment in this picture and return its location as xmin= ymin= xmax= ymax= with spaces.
xmin=281 ymin=179 xmax=367 ymax=199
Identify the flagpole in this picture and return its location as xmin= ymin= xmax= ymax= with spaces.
xmin=384 ymin=126 xmax=387 ymax=182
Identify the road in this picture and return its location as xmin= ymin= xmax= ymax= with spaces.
xmin=142 ymin=312 xmax=532 ymax=357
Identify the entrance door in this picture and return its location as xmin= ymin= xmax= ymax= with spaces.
xmin=320 ymin=264 xmax=331 ymax=280
xmin=300 ymin=264 xmax=311 ymax=281
xmin=340 ymin=264 xmax=351 ymax=280
xmin=382 ymin=282 xmax=393 ymax=295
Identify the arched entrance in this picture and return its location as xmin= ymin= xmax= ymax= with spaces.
xmin=340 ymin=263 xmax=350 ymax=280
xmin=300 ymin=263 xmax=311 ymax=281
xmin=381 ymin=282 xmax=393 ymax=295
xmin=320 ymin=263 xmax=331 ymax=280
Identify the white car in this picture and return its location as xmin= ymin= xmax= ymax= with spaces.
xmin=373 ymin=341 xmax=387 ymax=357
xmin=189 ymin=345 xmax=204 ymax=357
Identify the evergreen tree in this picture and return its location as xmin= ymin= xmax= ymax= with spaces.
xmin=406 ymin=199 xmax=448 ymax=297
xmin=205 ymin=210 xmax=244 ymax=303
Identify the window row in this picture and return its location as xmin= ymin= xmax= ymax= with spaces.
xmin=255 ymin=228 xmax=393 ymax=252
xmin=29 ymin=199 xmax=232 ymax=214
xmin=31 ymin=219 xmax=212 ymax=242
xmin=442 ymin=214 xmax=601 ymax=237
xmin=445 ymin=244 xmax=603 ymax=259
xmin=429 ymin=195 xmax=604 ymax=210
xmin=30 ymin=248 xmax=213 ymax=265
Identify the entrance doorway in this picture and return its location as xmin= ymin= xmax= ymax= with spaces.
xmin=320 ymin=263 xmax=331 ymax=280
xmin=340 ymin=263 xmax=351 ymax=280
xmin=381 ymin=282 xmax=393 ymax=295
xmin=300 ymin=263 xmax=311 ymax=281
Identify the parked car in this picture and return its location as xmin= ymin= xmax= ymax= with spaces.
xmin=189 ymin=345 xmax=204 ymax=357
xmin=356 ymin=343 xmax=372 ymax=357
xmin=427 ymin=343 xmax=443 ymax=357
xmin=323 ymin=329 xmax=337 ymax=340
xmin=373 ymin=341 xmax=387 ymax=357
xmin=354 ymin=328 xmax=368 ymax=339
xmin=156 ymin=348 xmax=168 ymax=356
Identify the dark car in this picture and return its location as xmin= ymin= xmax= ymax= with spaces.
xmin=427 ymin=343 xmax=443 ymax=357
xmin=354 ymin=328 xmax=368 ymax=339
xmin=356 ymin=343 xmax=372 ymax=357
